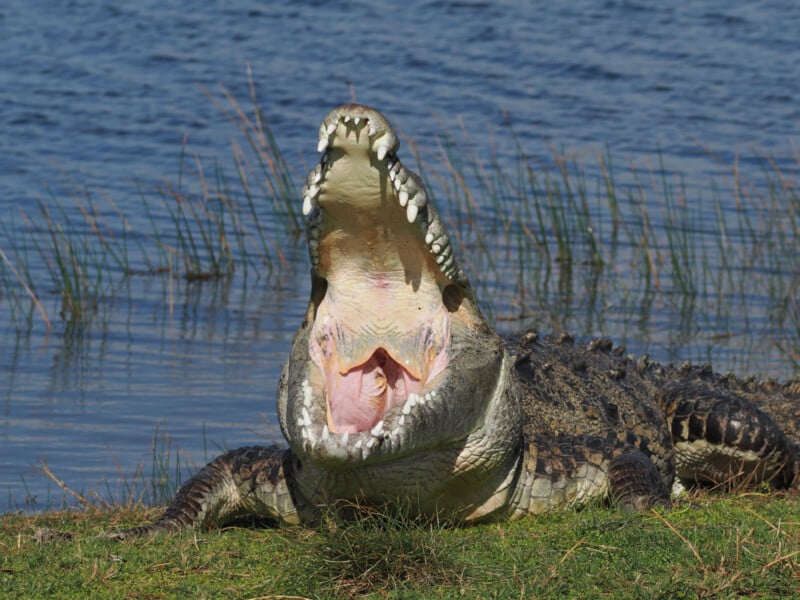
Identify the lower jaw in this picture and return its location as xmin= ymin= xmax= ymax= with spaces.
xmin=296 ymin=381 xmax=439 ymax=465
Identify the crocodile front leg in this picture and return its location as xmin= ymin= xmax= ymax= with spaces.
xmin=104 ymin=446 xmax=312 ymax=539
xmin=509 ymin=435 xmax=670 ymax=518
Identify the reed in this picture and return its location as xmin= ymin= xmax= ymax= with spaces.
xmin=0 ymin=86 xmax=797 ymax=371
xmin=406 ymin=122 xmax=798 ymax=371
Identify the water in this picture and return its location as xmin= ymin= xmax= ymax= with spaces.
xmin=1 ymin=1 xmax=798 ymax=510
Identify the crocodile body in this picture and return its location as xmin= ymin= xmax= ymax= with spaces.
xmin=109 ymin=105 xmax=800 ymax=539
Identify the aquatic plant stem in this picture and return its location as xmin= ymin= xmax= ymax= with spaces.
xmin=0 ymin=246 xmax=51 ymax=330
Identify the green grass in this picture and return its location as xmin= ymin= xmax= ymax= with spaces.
xmin=1 ymin=492 xmax=798 ymax=598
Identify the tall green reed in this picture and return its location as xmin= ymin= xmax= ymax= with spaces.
xmin=0 ymin=84 xmax=797 ymax=371
xmin=405 ymin=120 xmax=798 ymax=371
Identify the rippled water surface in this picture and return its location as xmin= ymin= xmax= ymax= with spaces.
xmin=1 ymin=1 xmax=798 ymax=510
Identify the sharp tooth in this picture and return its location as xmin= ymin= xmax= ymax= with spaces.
xmin=317 ymin=138 xmax=328 ymax=153
xmin=326 ymin=122 xmax=337 ymax=135
xmin=368 ymin=124 xmax=377 ymax=136
xmin=353 ymin=117 xmax=360 ymax=125
xmin=302 ymin=407 xmax=311 ymax=427
xmin=302 ymin=195 xmax=315 ymax=216
xmin=406 ymin=204 xmax=418 ymax=223
xmin=370 ymin=420 xmax=384 ymax=437
xmin=341 ymin=431 xmax=349 ymax=445
xmin=398 ymin=190 xmax=409 ymax=207
xmin=425 ymin=232 xmax=434 ymax=244
xmin=432 ymin=243 xmax=441 ymax=253
xmin=377 ymin=145 xmax=389 ymax=160
xmin=322 ymin=425 xmax=330 ymax=440
xmin=399 ymin=415 xmax=406 ymax=426
xmin=312 ymin=171 xmax=322 ymax=184
xmin=343 ymin=115 xmax=351 ymax=123
xmin=402 ymin=402 xmax=412 ymax=415
xmin=308 ymin=184 xmax=320 ymax=199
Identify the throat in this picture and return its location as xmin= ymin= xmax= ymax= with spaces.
xmin=325 ymin=348 xmax=421 ymax=434
xmin=308 ymin=273 xmax=451 ymax=434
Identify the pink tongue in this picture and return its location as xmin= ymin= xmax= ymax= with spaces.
xmin=327 ymin=349 xmax=420 ymax=434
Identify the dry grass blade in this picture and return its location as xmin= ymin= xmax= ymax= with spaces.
xmin=246 ymin=596 xmax=313 ymax=600
xmin=39 ymin=461 xmax=91 ymax=507
xmin=650 ymin=508 xmax=704 ymax=566
xmin=559 ymin=538 xmax=585 ymax=565
xmin=0 ymin=246 xmax=51 ymax=330
xmin=761 ymin=549 xmax=800 ymax=574
xmin=736 ymin=498 xmax=786 ymax=535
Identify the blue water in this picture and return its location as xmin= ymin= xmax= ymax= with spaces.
xmin=1 ymin=1 xmax=798 ymax=510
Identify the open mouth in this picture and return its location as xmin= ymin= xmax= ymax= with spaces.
xmin=309 ymin=287 xmax=451 ymax=434
xmin=326 ymin=347 xmax=421 ymax=433
xmin=291 ymin=104 xmax=480 ymax=460
xmin=300 ymin=105 xmax=462 ymax=438
xmin=280 ymin=105 xmax=512 ymax=472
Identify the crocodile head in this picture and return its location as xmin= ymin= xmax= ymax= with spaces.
xmin=278 ymin=105 xmax=519 ymax=518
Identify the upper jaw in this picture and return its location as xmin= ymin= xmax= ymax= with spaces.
xmin=316 ymin=103 xmax=399 ymax=167
xmin=302 ymin=103 xmax=467 ymax=285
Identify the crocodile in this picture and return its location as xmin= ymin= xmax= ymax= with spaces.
xmin=108 ymin=104 xmax=800 ymax=538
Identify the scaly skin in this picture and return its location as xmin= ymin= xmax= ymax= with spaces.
xmin=107 ymin=104 xmax=800 ymax=539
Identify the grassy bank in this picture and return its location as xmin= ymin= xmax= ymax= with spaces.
xmin=1 ymin=492 xmax=798 ymax=599
xmin=1 ymin=85 xmax=798 ymax=595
